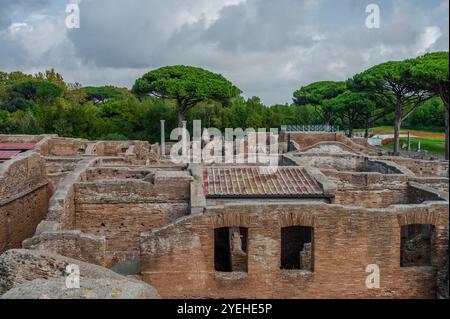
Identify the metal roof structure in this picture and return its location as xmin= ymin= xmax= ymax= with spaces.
xmin=203 ymin=166 xmax=324 ymax=198
xmin=0 ymin=150 xmax=21 ymax=160
xmin=0 ymin=143 xmax=35 ymax=160
xmin=0 ymin=143 xmax=35 ymax=150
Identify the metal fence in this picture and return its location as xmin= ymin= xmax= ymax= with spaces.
xmin=281 ymin=125 xmax=339 ymax=133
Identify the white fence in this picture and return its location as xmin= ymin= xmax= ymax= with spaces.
xmin=281 ymin=125 xmax=339 ymax=133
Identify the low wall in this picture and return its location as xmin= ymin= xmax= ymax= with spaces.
xmin=22 ymin=230 xmax=106 ymax=266
xmin=283 ymin=132 xmax=379 ymax=156
xmin=379 ymin=157 xmax=449 ymax=178
xmin=407 ymin=182 xmax=448 ymax=204
xmin=40 ymin=138 xmax=87 ymax=157
xmin=0 ymin=134 xmax=48 ymax=144
xmin=284 ymin=153 xmax=364 ymax=171
xmin=140 ymin=202 xmax=449 ymax=299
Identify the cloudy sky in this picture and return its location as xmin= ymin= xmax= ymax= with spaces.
xmin=0 ymin=0 xmax=448 ymax=105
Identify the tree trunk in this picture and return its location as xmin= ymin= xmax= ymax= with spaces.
xmin=393 ymin=99 xmax=403 ymax=155
xmin=324 ymin=111 xmax=332 ymax=126
xmin=348 ymin=125 xmax=353 ymax=138
xmin=178 ymin=103 xmax=187 ymax=142
xmin=348 ymin=111 xmax=357 ymax=138
xmin=178 ymin=109 xmax=185 ymax=129
xmin=364 ymin=118 xmax=370 ymax=139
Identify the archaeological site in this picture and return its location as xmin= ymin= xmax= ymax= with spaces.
xmin=0 ymin=129 xmax=448 ymax=299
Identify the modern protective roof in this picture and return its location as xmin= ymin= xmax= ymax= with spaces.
xmin=0 ymin=150 xmax=22 ymax=160
xmin=203 ymin=166 xmax=324 ymax=198
xmin=0 ymin=143 xmax=35 ymax=150
xmin=0 ymin=143 xmax=34 ymax=160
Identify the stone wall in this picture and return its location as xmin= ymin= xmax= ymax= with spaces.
xmin=22 ymin=230 xmax=107 ymax=266
xmin=0 ymin=152 xmax=52 ymax=253
xmin=0 ymin=135 xmax=47 ymax=144
xmin=22 ymin=158 xmax=100 ymax=263
xmin=283 ymin=132 xmax=379 ymax=155
xmin=44 ymin=157 xmax=84 ymax=188
xmin=320 ymin=170 xmax=446 ymax=208
xmin=73 ymin=171 xmax=192 ymax=267
xmin=407 ymin=182 xmax=449 ymax=204
xmin=285 ymin=153 xmax=364 ymax=171
xmin=379 ymin=157 xmax=449 ymax=178
xmin=333 ymin=189 xmax=410 ymax=208
xmin=363 ymin=159 xmax=409 ymax=175
xmin=84 ymin=167 xmax=156 ymax=182
xmin=140 ymin=202 xmax=449 ymax=299
xmin=40 ymin=138 xmax=86 ymax=157
xmin=409 ymin=177 xmax=449 ymax=193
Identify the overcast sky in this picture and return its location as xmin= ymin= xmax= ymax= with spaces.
xmin=0 ymin=0 xmax=448 ymax=105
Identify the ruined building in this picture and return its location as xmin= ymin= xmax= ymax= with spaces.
xmin=0 ymin=131 xmax=448 ymax=299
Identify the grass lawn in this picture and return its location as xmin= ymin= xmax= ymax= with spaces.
xmin=382 ymin=137 xmax=446 ymax=157
xmin=354 ymin=126 xmax=445 ymax=138
xmin=353 ymin=126 xmax=446 ymax=157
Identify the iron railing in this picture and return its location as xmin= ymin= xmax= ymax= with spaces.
xmin=281 ymin=125 xmax=339 ymax=133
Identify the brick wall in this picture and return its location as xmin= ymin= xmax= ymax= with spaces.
xmin=0 ymin=185 xmax=51 ymax=253
xmin=74 ymin=172 xmax=192 ymax=267
xmin=0 ymin=152 xmax=52 ymax=254
xmin=321 ymin=170 xmax=411 ymax=208
xmin=333 ymin=189 xmax=409 ymax=208
xmin=380 ymin=157 xmax=449 ymax=178
xmin=0 ymin=135 xmax=46 ymax=144
xmin=140 ymin=202 xmax=448 ymax=299
xmin=40 ymin=138 xmax=86 ymax=156
xmin=84 ymin=167 xmax=154 ymax=181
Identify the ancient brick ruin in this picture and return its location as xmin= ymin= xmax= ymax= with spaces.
xmin=0 ymin=131 xmax=448 ymax=299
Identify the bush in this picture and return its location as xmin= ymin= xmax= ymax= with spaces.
xmin=97 ymin=133 xmax=129 ymax=141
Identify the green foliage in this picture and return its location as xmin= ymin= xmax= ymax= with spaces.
xmin=293 ymin=81 xmax=347 ymax=124
xmin=34 ymin=69 xmax=67 ymax=92
xmin=132 ymin=65 xmax=241 ymax=126
xmin=404 ymin=97 xmax=445 ymax=130
xmin=350 ymin=59 xmax=431 ymax=113
xmin=293 ymin=81 xmax=347 ymax=105
xmin=410 ymin=52 xmax=449 ymax=98
xmin=0 ymin=110 xmax=14 ymax=133
xmin=83 ymin=86 xmax=132 ymax=105
xmin=8 ymin=79 xmax=64 ymax=104
xmin=133 ymin=65 xmax=241 ymax=103
xmin=97 ymin=133 xmax=129 ymax=141
xmin=0 ymin=54 xmax=448 ymax=144
xmin=350 ymin=58 xmax=436 ymax=152
xmin=325 ymin=91 xmax=373 ymax=133
xmin=1 ymin=97 xmax=35 ymax=112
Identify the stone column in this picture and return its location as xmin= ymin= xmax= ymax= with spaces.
xmin=160 ymin=120 xmax=166 ymax=159
xmin=182 ymin=121 xmax=188 ymax=163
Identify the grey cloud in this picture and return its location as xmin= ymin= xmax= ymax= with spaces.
xmin=0 ymin=0 xmax=449 ymax=105
xmin=0 ymin=0 xmax=48 ymax=30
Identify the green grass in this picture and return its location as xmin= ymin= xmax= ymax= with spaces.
xmin=354 ymin=126 xmax=445 ymax=135
xmin=382 ymin=137 xmax=446 ymax=157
